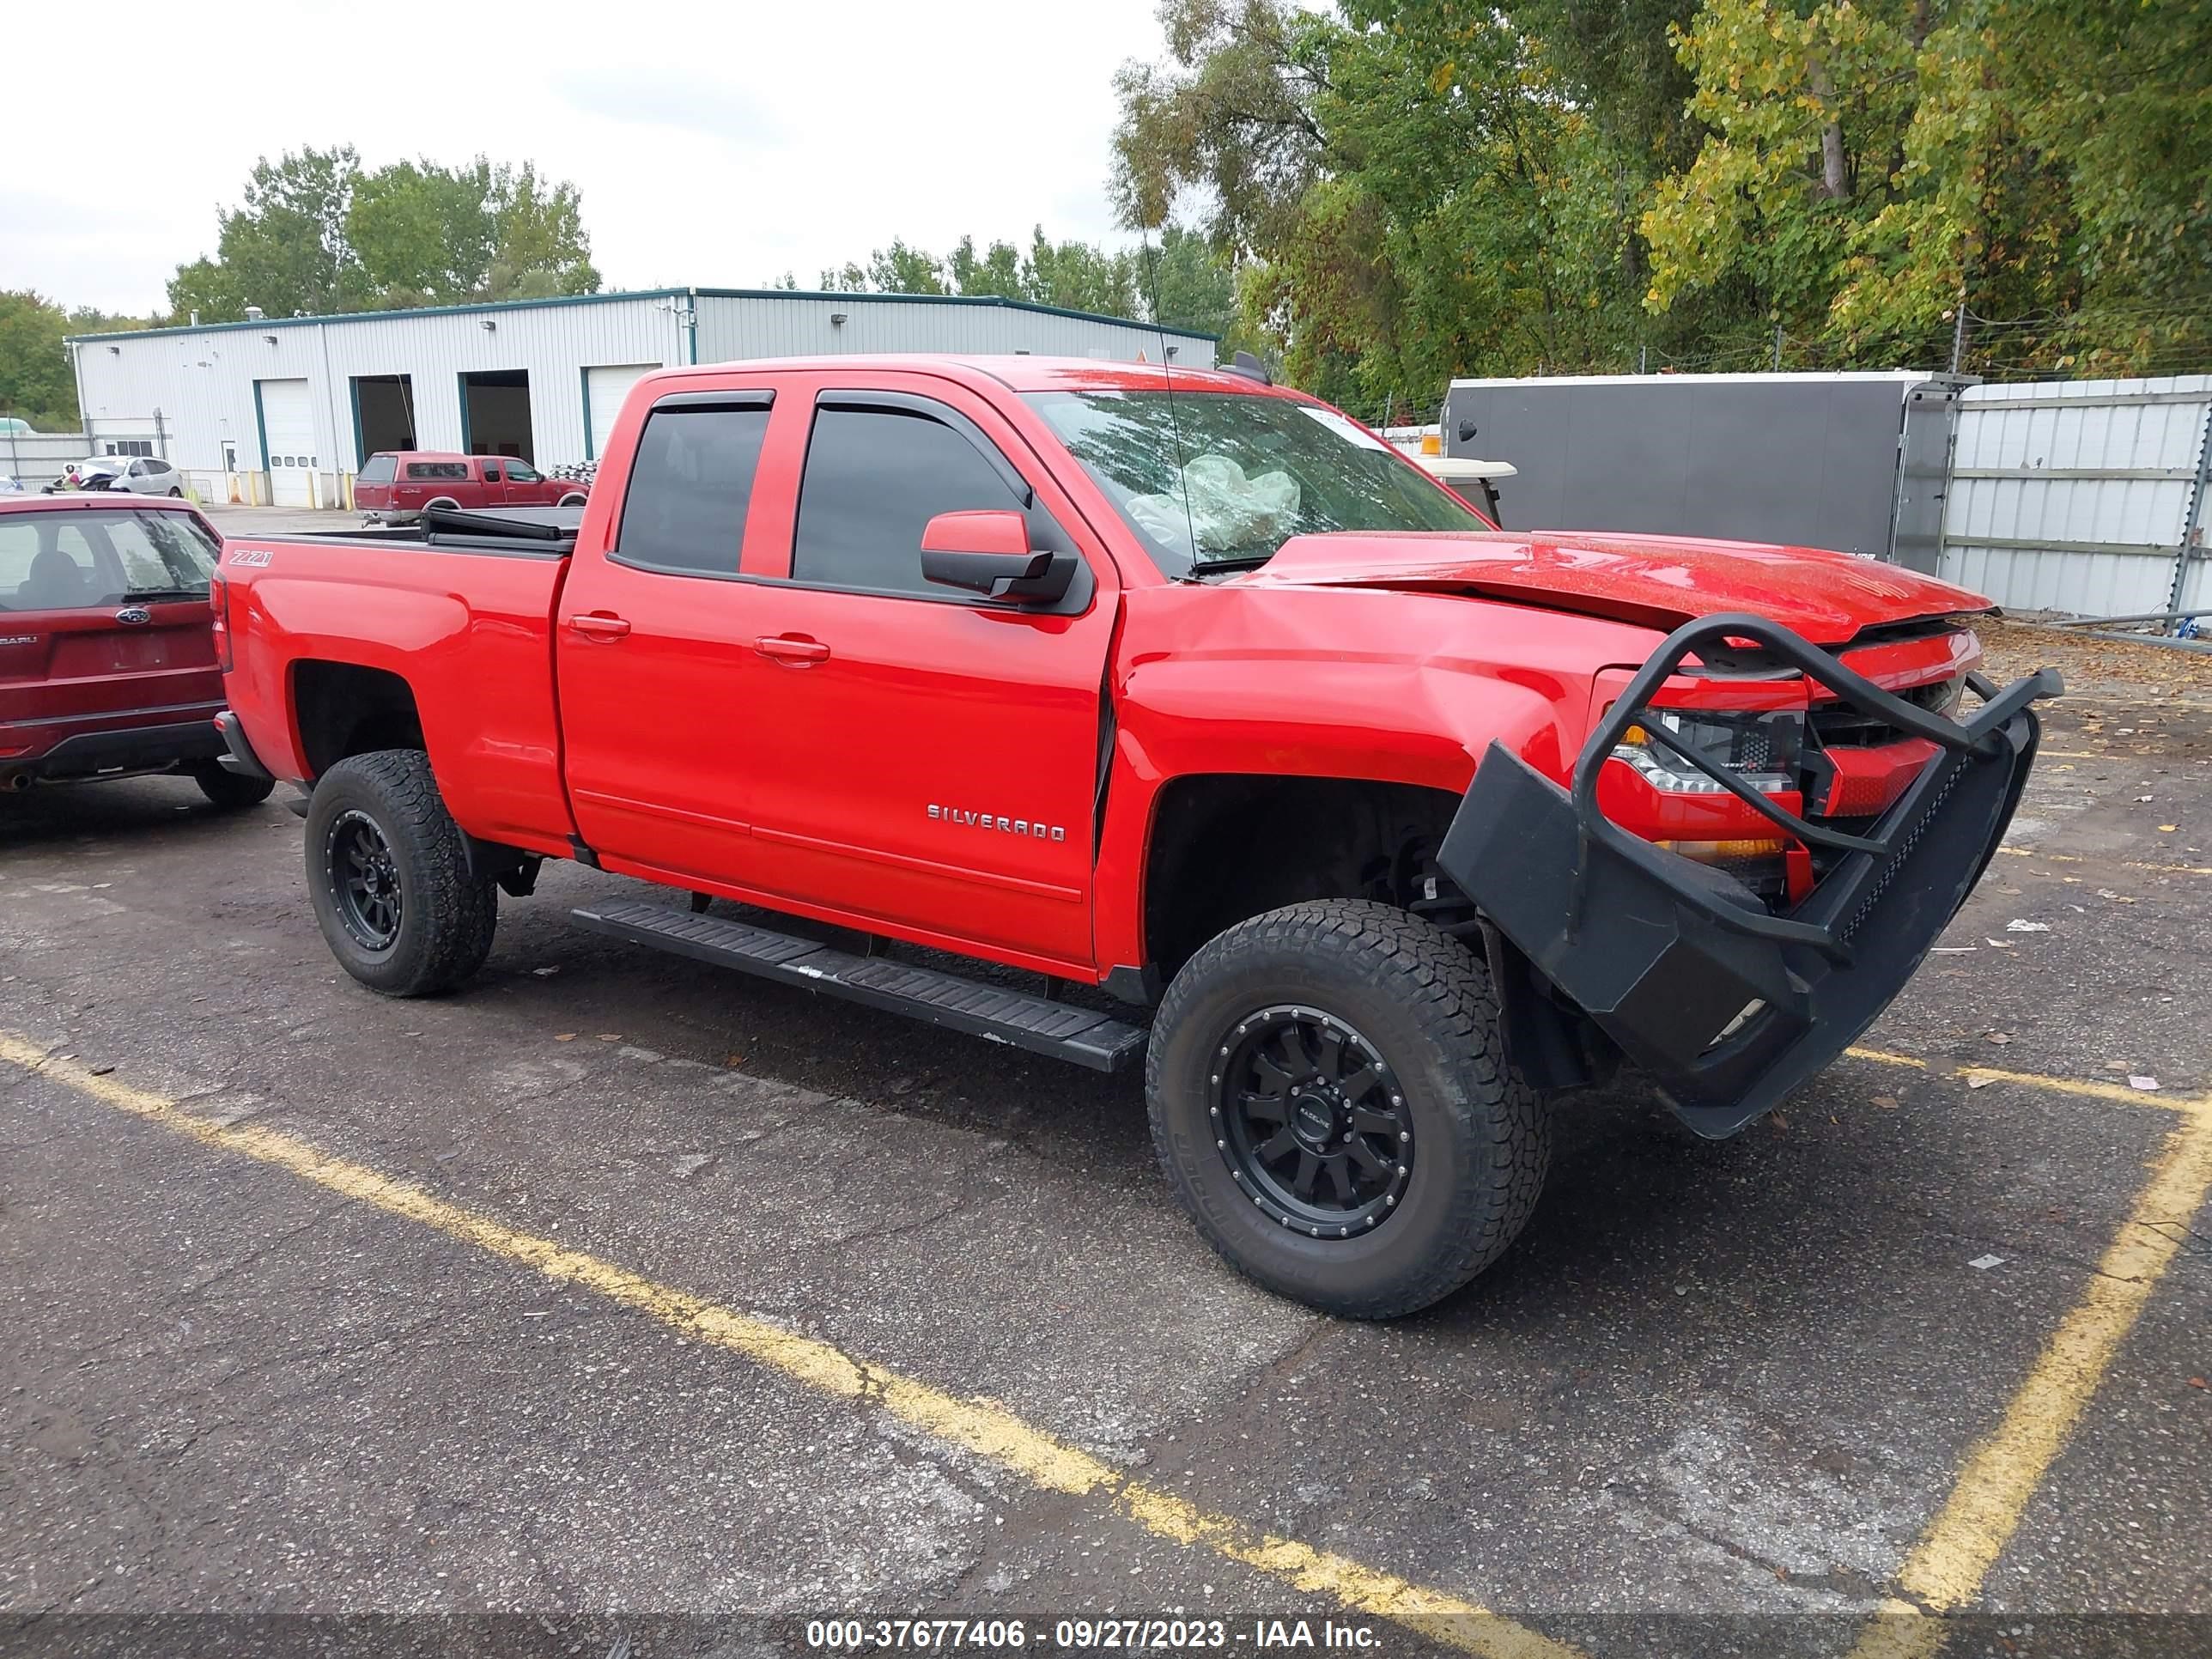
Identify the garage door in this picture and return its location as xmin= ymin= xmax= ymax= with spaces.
xmin=586 ymin=364 xmax=659 ymax=460
xmin=258 ymin=379 xmax=316 ymax=507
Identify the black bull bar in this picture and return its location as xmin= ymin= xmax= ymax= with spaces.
xmin=1441 ymin=614 xmax=2063 ymax=1138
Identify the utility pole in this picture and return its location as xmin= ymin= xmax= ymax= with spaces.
xmin=1949 ymin=306 xmax=1970 ymax=375
xmin=1637 ymin=343 xmax=1649 ymax=375
xmin=1771 ymin=324 xmax=1784 ymax=372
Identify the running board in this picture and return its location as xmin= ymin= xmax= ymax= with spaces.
xmin=568 ymin=900 xmax=1148 ymax=1073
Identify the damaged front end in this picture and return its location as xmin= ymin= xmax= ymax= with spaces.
xmin=1442 ymin=613 xmax=2062 ymax=1138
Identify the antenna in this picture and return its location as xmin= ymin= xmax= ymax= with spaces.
xmin=1137 ymin=227 xmax=1200 ymax=574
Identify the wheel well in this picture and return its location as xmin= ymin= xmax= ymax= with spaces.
xmin=1141 ymin=775 xmax=1471 ymax=981
xmin=293 ymin=661 xmax=424 ymax=779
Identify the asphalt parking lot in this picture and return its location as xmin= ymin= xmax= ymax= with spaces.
xmin=3 ymin=623 xmax=2209 ymax=1658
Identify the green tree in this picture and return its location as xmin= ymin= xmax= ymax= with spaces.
xmin=1139 ymin=225 xmax=1236 ymax=337
xmin=868 ymin=239 xmax=948 ymax=295
xmin=484 ymin=161 xmax=599 ymax=297
xmin=1644 ymin=0 xmax=2212 ymax=374
xmin=0 ymin=290 xmax=79 ymax=430
xmin=168 ymin=145 xmax=365 ymax=323
xmin=167 ymin=148 xmax=599 ymax=323
xmin=1022 ymin=228 xmax=1140 ymax=315
xmin=948 ymin=235 xmax=1026 ymax=299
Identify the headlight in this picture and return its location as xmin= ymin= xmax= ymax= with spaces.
xmin=1611 ymin=708 xmax=1802 ymax=796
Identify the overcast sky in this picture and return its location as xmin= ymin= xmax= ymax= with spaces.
xmin=4 ymin=0 xmax=1175 ymax=316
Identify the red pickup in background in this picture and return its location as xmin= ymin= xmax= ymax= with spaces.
xmin=354 ymin=451 xmax=589 ymax=526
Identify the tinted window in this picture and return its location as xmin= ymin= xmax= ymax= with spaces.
xmin=482 ymin=465 xmax=503 ymax=483
xmin=505 ymin=459 xmax=541 ymax=483
xmin=357 ymin=454 xmax=397 ymax=483
xmin=405 ymin=461 xmax=469 ymax=481
xmin=615 ymin=404 xmax=772 ymax=576
xmin=792 ymin=407 xmax=1026 ymax=597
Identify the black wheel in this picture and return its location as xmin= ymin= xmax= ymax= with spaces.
xmin=167 ymin=486 xmax=183 ymax=497
xmin=191 ymin=760 xmax=273 ymax=810
xmin=1147 ymin=899 xmax=1548 ymax=1318
xmin=303 ymin=750 xmax=496 ymax=996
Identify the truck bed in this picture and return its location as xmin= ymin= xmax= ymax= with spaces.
xmin=217 ymin=521 xmax=579 ymax=856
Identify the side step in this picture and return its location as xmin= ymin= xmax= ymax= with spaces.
xmin=569 ymin=900 xmax=1149 ymax=1073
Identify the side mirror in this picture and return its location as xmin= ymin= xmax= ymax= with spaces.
xmin=920 ymin=510 xmax=1074 ymax=605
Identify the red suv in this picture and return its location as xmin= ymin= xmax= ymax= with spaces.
xmin=354 ymin=452 xmax=589 ymax=526
xmin=0 ymin=495 xmax=270 ymax=806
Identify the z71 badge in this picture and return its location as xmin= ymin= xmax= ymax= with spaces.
xmin=228 ymin=547 xmax=273 ymax=567
xmin=927 ymin=804 xmax=1066 ymax=842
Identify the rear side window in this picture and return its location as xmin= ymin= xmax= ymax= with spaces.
xmin=615 ymin=404 xmax=772 ymax=576
xmin=792 ymin=407 xmax=1029 ymax=597
xmin=357 ymin=455 xmax=397 ymax=484
xmin=405 ymin=461 xmax=468 ymax=481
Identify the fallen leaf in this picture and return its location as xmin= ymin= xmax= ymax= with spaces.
xmin=532 ymin=966 xmax=561 ymax=977
xmin=1968 ymin=1074 xmax=1997 ymax=1089
xmin=725 ymin=1053 xmax=746 ymax=1068
xmin=553 ymin=1033 xmax=577 ymax=1042
xmin=1872 ymin=1095 xmax=1899 ymax=1109
xmin=2159 ymin=824 xmax=2178 ymax=833
xmin=1984 ymin=1030 xmax=2014 ymax=1045
xmin=2190 ymin=1377 xmax=2208 ymax=1390
xmin=597 ymin=1033 xmax=623 ymax=1042
xmin=1985 ymin=938 xmax=2016 ymax=950
xmin=1969 ymin=1253 xmax=2006 ymax=1270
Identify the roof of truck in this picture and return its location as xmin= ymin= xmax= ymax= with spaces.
xmin=655 ymin=355 xmax=1301 ymax=398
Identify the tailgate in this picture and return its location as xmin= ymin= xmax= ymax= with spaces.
xmin=1 ymin=599 xmax=220 ymax=756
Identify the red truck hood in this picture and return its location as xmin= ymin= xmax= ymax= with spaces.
xmin=1233 ymin=530 xmax=1990 ymax=644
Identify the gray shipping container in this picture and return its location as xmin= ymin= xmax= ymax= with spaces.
xmin=1443 ymin=371 xmax=1965 ymax=570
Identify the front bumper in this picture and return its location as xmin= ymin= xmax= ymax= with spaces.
xmin=1441 ymin=613 xmax=2062 ymax=1138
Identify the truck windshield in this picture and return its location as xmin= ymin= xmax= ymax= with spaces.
xmin=1026 ymin=389 xmax=1491 ymax=576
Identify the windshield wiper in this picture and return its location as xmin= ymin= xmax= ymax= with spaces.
xmin=1191 ymin=554 xmax=1276 ymax=574
xmin=122 ymin=586 xmax=202 ymax=601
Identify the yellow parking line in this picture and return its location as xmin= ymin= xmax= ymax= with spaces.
xmin=0 ymin=1033 xmax=1580 ymax=1659
xmin=1996 ymin=845 xmax=2212 ymax=878
xmin=1844 ymin=1109 xmax=2212 ymax=1656
xmin=1846 ymin=1047 xmax=2210 ymax=1118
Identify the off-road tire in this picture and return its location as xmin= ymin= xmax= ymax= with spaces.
xmin=304 ymin=750 xmax=496 ymax=997
xmin=1147 ymin=899 xmax=1548 ymax=1318
xmin=191 ymin=760 xmax=274 ymax=810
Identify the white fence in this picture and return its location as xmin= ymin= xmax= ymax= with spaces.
xmin=1938 ymin=375 xmax=2212 ymax=619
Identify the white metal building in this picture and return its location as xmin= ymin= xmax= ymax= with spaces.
xmin=66 ymin=288 xmax=1218 ymax=509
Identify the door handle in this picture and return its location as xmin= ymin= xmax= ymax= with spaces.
xmin=568 ymin=612 xmax=631 ymax=640
xmin=754 ymin=635 xmax=830 ymax=665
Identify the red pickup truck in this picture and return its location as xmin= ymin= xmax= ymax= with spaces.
xmin=354 ymin=451 xmax=589 ymax=525
xmin=213 ymin=356 xmax=2057 ymax=1316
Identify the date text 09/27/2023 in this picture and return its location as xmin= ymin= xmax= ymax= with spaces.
xmin=802 ymin=1617 xmax=1383 ymax=1650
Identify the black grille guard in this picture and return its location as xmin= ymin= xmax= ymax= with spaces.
xmin=1440 ymin=613 xmax=2063 ymax=1138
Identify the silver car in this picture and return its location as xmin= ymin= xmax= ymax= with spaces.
xmin=50 ymin=456 xmax=186 ymax=496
